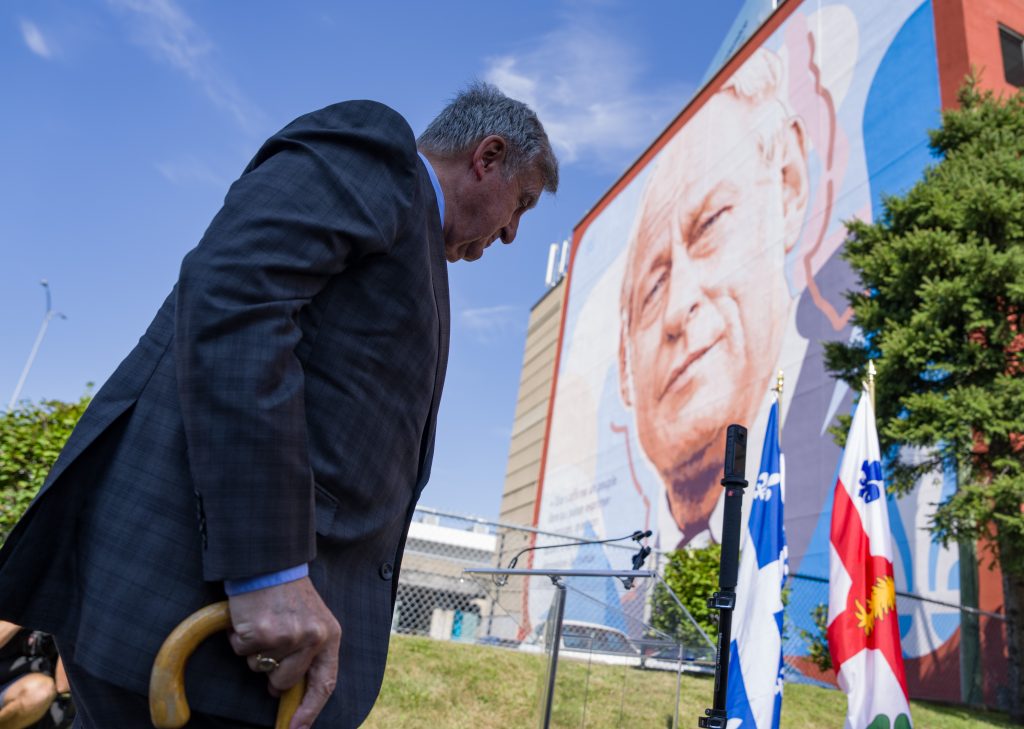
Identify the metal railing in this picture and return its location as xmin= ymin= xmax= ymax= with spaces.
xmin=394 ymin=506 xmax=1008 ymax=709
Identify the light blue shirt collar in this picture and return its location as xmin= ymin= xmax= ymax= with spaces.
xmin=418 ymin=152 xmax=445 ymax=229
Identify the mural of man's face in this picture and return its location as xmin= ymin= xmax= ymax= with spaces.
xmin=619 ymin=89 xmax=808 ymax=532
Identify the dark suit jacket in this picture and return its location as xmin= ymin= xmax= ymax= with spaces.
xmin=0 ymin=100 xmax=449 ymax=727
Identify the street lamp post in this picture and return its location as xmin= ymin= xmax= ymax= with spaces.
xmin=8 ymin=280 xmax=67 ymax=411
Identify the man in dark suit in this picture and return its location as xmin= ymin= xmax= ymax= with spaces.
xmin=0 ymin=82 xmax=558 ymax=728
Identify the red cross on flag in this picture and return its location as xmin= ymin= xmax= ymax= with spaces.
xmin=828 ymin=391 xmax=912 ymax=729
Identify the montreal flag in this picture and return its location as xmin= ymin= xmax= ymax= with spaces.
xmin=726 ymin=399 xmax=787 ymax=729
xmin=828 ymin=391 xmax=912 ymax=729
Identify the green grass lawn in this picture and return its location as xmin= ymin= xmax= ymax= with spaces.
xmin=362 ymin=635 xmax=1014 ymax=728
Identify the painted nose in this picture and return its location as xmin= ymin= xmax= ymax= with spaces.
xmin=663 ymin=257 xmax=700 ymax=342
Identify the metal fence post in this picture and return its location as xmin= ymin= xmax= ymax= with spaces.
xmin=489 ymin=529 xmax=505 ymax=638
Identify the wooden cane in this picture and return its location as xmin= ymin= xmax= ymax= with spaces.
xmin=149 ymin=601 xmax=305 ymax=729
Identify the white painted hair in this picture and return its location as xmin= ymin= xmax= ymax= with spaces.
xmin=721 ymin=48 xmax=793 ymax=166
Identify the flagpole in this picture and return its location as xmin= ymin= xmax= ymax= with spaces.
xmin=865 ymin=360 xmax=877 ymax=408
xmin=771 ymin=370 xmax=784 ymax=447
xmin=829 ymin=356 xmax=913 ymax=726
xmin=719 ymin=380 xmax=787 ymax=729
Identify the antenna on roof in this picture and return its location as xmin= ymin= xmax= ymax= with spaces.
xmin=544 ymin=243 xmax=559 ymax=287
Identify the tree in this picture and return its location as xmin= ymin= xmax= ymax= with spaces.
xmin=0 ymin=393 xmax=91 ymax=541
xmin=824 ymin=80 xmax=1024 ymax=720
xmin=799 ymin=603 xmax=832 ymax=674
xmin=651 ymin=544 xmax=721 ymax=650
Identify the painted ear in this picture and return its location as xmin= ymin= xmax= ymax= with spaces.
xmin=618 ymin=326 xmax=633 ymax=408
xmin=780 ymin=117 xmax=809 ymax=253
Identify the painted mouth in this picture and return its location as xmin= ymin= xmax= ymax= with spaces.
xmin=659 ymin=338 xmax=722 ymax=401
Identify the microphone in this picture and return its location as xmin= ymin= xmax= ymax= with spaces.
xmin=621 ymin=532 xmax=653 ymax=589
xmin=493 ymin=528 xmax=653 ymax=588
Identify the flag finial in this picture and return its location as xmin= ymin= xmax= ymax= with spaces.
xmin=772 ymin=370 xmax=784 ymax=447
xmin=865 ymin=360 xmax=877 ymax=407
xmin=773 ymin=369 xmax=785 ymax=397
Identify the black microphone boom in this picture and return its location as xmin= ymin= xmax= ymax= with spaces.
xmin=699 ymin=424 xmax=748 ymax=729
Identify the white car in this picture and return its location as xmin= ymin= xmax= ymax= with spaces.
xmin=519 ymin=620 xmax=642 ymax=667
xmin=634 ymin=638 xmax=715 ymax=675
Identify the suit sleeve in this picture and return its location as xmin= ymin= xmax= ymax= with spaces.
xmin=174 ymin=102 xmax=418 ymax=581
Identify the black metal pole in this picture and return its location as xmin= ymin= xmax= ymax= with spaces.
xmin=699 ymin=424 xmax=748 ymax=729
xmin=539 ymin=579 xmax=567 ymax=729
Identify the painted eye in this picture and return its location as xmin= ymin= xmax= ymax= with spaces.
xmin=697 ymin=206 xmax=731 ymax=237
xmin=640 ymin=268 xmax=669 ymax=316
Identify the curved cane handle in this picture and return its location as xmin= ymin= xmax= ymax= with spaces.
xmin=149 ymin=601 xmax=306 ymax=729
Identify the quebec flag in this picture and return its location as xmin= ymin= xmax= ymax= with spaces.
xmin=726 ymin=399 xmax=787 ymax=729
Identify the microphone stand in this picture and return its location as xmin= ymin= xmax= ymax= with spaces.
xmin=487 ymin=529 xmax=652 ymax=729
xmin=699 ymin=424 xmax=748 ymax=729
xmin=494 ymin=529 xmax=652 ymax=589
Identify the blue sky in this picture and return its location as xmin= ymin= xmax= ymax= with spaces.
xmin=3 ymin=0 xmax=744 ymax=519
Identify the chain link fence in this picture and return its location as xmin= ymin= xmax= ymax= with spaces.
xmin=781 ymin=572 xmax=1009 ymax=707
xmin=395 ymin=506 xmax=1008 ymax=708
xmin=394 ymin=507 xmax=712 ymax=728
xmin=394 ymin=507 xmax=711 ymax=661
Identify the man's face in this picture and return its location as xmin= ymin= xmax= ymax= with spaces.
xmin=443 ymin=137 xmax=543 ymax=263
xmin=620 ymin=91 xmax=807 ymax=496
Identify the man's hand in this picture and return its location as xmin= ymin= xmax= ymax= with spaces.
xmin=227 ymin=577 xmax=341 ymax=729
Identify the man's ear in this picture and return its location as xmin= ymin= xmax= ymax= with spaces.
xmin=472 ymin=135 xmax=507 ymax=179
xmin=780 ymin=117 xmax=809 ymax=253
xmin=618 ymin=325 xmax=633 ymax=408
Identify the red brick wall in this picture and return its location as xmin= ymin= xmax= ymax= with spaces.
xmin=935 ymin=0 xmax=1024 ymax=107
xmin=932 ymin=0 xmax=1020 ymax=707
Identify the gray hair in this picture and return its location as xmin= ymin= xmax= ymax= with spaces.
xmin=418 ymin=81 xmax=559 ymax=193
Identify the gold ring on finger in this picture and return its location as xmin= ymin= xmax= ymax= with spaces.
xmin=253 ymin=653 xmax=280 ymax=673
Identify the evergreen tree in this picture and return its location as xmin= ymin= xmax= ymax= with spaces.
xmin=824 ymin=80 xmax=1024 ymax=720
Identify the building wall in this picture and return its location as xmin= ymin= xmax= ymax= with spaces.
xmin=497 ymin=0 xmax=1016 ymax=704
xmin=934 ymin=0 xmax=1024 ymax=107
xmin=492 ymin=280 xmax=567 ymax=642
xmin=498 ymin=279 xmax=566 ymax=527
xmin=522 ymin=0 xmax=1010 ymax=706
xmin=498 ymin=0 xmax=1024 ymax=557
xmin=933 ymin=0 xmax=1021 ymax=707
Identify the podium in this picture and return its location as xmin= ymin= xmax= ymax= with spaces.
xmin=462 ymin=567 xmax=712 ymax=729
